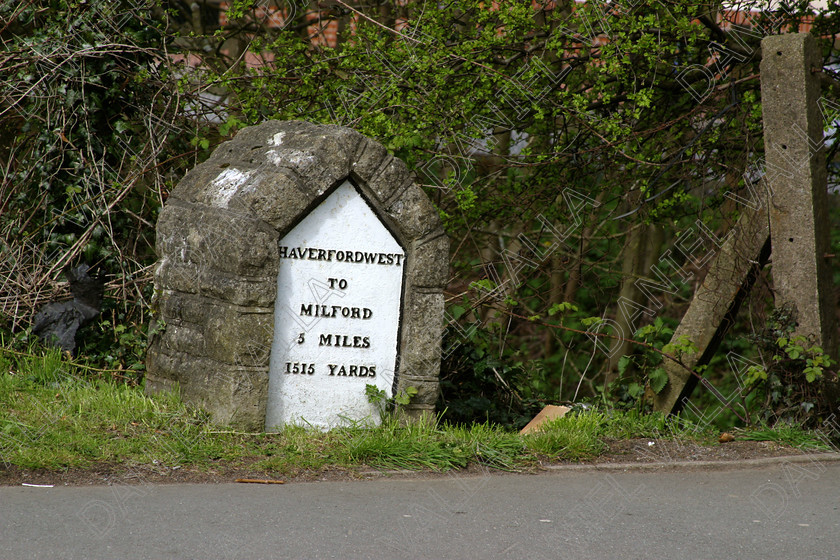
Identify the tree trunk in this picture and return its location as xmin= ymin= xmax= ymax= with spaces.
xmin=604 ymin=219 xmax=663 ymax=387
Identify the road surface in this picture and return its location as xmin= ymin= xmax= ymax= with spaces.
xmin=2 ymin=459 xmax=839 ymax=559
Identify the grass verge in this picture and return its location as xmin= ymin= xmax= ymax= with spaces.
xmin=0 ymin=346 xmax=830 ymax=478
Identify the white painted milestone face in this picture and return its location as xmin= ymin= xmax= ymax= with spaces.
xmin=265 ymin=180 xmax=405 ymax=429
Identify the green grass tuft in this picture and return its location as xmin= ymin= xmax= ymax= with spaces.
xmin=523 ymin=410 xmax=608 ymax=460
xmin=737 ymin=422 xmax=834 ymax=451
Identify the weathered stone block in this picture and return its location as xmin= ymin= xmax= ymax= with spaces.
xmin=204 ymin=306 xmax=274 ymax=367
xmin=387 ymin=183 xmax=442 ymax=239
xmin=154 ymin=260 xmax=201 ymax=295
xmin=148 ymin=347 xmax=268 ymax=430
xmin=409 ymin=232 xmax=450 ymax=288
xmin=227 ymin=169 xmax=311 ymax=231
xmin=396 ymin=376 xmax=440 ymax=406
xmin=399 ymin=290 xmax=445 ymax=377
xmin=325 ymin=124 xmax=367 ymax=161
xmin=168 ymin=165 xmax=238 ymax=204
xmin=350 ymin=138 xmax=390 ymax=186
xmin=157 ymin=322 xmax=207 ymax=357
xmin=153 ymin=290 xmax=275 ymax=368
xmin=157 ymin=291 xmax=211 ymax=326
xmin=367 ymin=157 xmax=412 ymax=203
xmin=197 ymin=271 xmax=276 ymax=308
xmin=158 ymin=201 xmax=277 ymax=277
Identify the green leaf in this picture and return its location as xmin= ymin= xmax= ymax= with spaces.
xmin=745 ymin=365 xmax=767 ymax=385
xmin=469 ymin=279 xmax=496 ymax=292
xmin=804 ymin=367 xmax=820 ymax=383
xmin=617 ymin=355 xmax=632 ymax=375
xmin=549 ymin=302 xmax=578 ymax=316
xmin=649 ymin=368 xmax=668 ymax=394
xmin=365 ymin=384 xmax=386 ymax=405
xmin=635 ymin=325 xmax=652 ymax=337
xmin=394 ymin=386 xmax=418 ymax=405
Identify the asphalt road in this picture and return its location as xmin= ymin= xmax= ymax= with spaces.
xmin=2 ymin=460 xmax=839 ymax=559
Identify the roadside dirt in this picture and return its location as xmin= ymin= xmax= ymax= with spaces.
xmin=0 ymin=437 xmax=829 ymax=487
xmin=596 ymin=437 xmax=810 ymax=464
